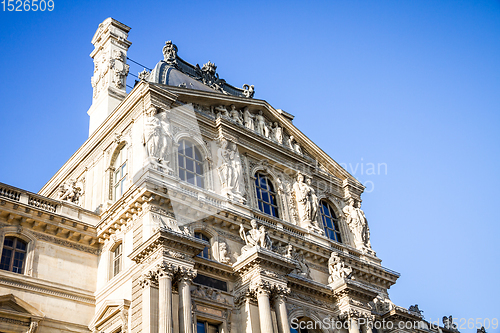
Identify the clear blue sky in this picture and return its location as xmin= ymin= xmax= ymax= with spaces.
xmin=1 ymin=0 xmax=499 ymax=330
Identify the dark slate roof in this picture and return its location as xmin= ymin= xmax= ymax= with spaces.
xmin=144 ymin=41 xmax=255 ymax=99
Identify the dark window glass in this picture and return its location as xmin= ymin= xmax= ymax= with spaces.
xmin=197 ymin=321 xmax=219 ymax=333
xmin=194 ymin=232 xmax=210 ymax=259
xmin=178 ymin=140 xmax=205 ymax=189
xmin=320 ymin=201 xmax=342 ymax=243
xmin=0 ymin=237 xmax=27 ymax=274
xmin=193 ymin=274 xmax=228 ymax=291
xmin=254 ymin=173 xmax=279 ymax=218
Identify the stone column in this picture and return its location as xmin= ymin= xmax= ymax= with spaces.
xmin=178 ymin=267 xmax=197 ymax=333
xmin=139 ymin=271 xmax=159 ymax=333
xmin=349 ymin=317 xmax=361 ymax=333
xmin=274 ymin=287 xmax=290 ymax=333
xmin=255 ymin=283 xmax=274 ymax=333
xmin=157 ymin=263 xmax=176 ymax=333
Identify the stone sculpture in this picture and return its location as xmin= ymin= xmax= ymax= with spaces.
xmin=242 ymin=84 xmax=255 ymax=98
xmin=163 ymin=40 xmax=178 ymax=64
xmin=272 ymin=122 xmax=283 ymax=144
xmin=293 ymin=173 xmax=322 ymax=232
xmin=216 ymin=139 xmax=244 ymax=199
xmin=255 ymin=110 xmax=266 ymax=136
xmin=443 ymin=316 xmax=458 ymax=330
xmin=229 ymin=105 xmax=243 ymax=125
xmin=239 ymin=219 xmax=272 ymax=255
xmin=243 ymin=107 xmax=254 ymax=131
xmin=144 ymin=107 xmax=172 ymax=165
xmin=342 ymin=199 xmax=372 ymax=251
xmin=219 ymin=241 xmax=231 ymax=264
xmin=57 ymin=179 xmax=82 ymax=205
xmin=328 ymin=252 xmax=352 ymax=284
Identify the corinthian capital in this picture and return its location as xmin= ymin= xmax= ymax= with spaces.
xmin=178 ymin=267 xmax=197 ymax=283
xmin=156 ymin=262 xmax=176 ymax=278
xmin=274 ymin=285 xmax=291 ymax=297
xmin=251 ymin=281 xmax=273 ymax=296
xmin=139 ymin=270 xmax=158 ymax=288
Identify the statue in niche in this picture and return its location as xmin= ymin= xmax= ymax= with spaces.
xmin=272 ymin=122 xmax=283 ymax=144
xmin=293 ymin=173 xmax=322 ymax=232
xmin=229 ymin=105 xmax=243 ymax=125
xmin=328 ymin=251 xmax=352 ymax=284
xmin=342 ymin=198 xmax=372 ymax=251
xmin=255 ymin=110 xmax=266 ymax=136
xmin=243 ymin=107 xmax=255 ymax=131
xmin=219 ymin=241 xmax=231 ymax=264
xmin=239 ymin=219 xmax=272 ymax=255
xmin=57 ymin=179 xmax=82 ymax=205
xmin=216 ymin=139 xmax=244 ymax=199
xmin=144 ymin=106 xmax=172 ymax=166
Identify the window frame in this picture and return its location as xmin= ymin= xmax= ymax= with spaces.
xmin=254 ymin=172 xmax=280 ymax=218
xmin=0 ymin=236 xmax=28 ymax=274
xmin=113 ymin=145 xmax=128 ymax=201
xmin=196 ymin=320 xmax=221 ymax=333
xmin=319 ymin=200 xmax=342 ymax=243
xmin=177 ymin=139 xmax=205 ymax=189
xmin=194 ymin=232 xmax=211 ymax=260
xmin=0 ymin=228 xmax=36 ymax=277
xmin=111 ymin=242 xmax=123 ymax=278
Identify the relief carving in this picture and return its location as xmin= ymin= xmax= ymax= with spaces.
xmin=57 ymin=179 xmax=82 ymax=205
xmin=238 ymin=219 xmax=272 ymax=256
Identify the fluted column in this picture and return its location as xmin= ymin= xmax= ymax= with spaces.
xmin=274 ymin=287 xmax=290 ymax=333
xmin=178 ymin=267 xmax=197 ymax=333
xmin=139 ymin=271 xmax=159 ymax=333
xmin=254 ymin=283 xmax=273 ymax=333
xmin=157 ymin=263 xmax=176 ymax=333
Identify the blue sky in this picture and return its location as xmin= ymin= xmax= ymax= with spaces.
xmin=1 ymin=0 xmax=499 ymax=330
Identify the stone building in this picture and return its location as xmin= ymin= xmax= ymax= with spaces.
xmin=0 ymin=18 xmax=461 ymax=333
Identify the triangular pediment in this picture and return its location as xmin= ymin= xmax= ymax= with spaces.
xmin=0 ymin=294 xmax=44 ymax=318
xmin=89 ymin=299 xmax=130 ymax=331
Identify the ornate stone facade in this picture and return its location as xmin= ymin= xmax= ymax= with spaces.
xmin=0 ymin=17 xmax=463 ymax=333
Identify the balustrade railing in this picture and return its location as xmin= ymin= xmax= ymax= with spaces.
xmin=0 ymin=185 xmax=21 ymax=201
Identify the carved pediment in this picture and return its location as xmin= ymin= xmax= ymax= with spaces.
xmin=89 ymin=299 xmax=130 ymax=332
xmin=0 ymin=294 xmax=44 ymax=318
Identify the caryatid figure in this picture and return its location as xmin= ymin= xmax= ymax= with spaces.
xmin=342 ymin=199 xmax=372 ymax=250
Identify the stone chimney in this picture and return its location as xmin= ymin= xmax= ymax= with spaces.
xmin=87 ymin=18 xmax=132 ymax=135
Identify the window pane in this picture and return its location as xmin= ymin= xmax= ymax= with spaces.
xmin=13 ymin=252 xmax=24 ymax=273
xmin=4 ymin=237 xmax=13 ymax=248
xmin=261 ymin=191 xmax=269 ymax=203
xmin=263 ymin=203 xmax=271 ymax=215
xmin=186 ymin=158 xmax=194 ymax=172
xmin=16 ymin=240 xmax=27 ymax=251
xmin=187 ymin=172 xmax=195 ymax=185
xmin=197 ymin=322 xmax=206 ymax=333
xmin=185 ymin=143 xmax=193 ymax=158
xmin=178 ymin=142 xmax=185 ymax=155
xmin=0 ymin=249 xmax=12 ymax=270
xmin=195 ymin=148 xmax=202 ymax=162
xmin=196 ymin=176 xmax=204 ymax=189
xmin=196 ymin=162 xmax=203 ymax=175
xmin=179 ymin=156 xmax=184 ymax=168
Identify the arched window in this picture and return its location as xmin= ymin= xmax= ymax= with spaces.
xmin=0 ymin=237 xmax=27 ymax=274
xmin=319 ymin=200 xmax=342 ymax=243
xmin=194 ymin=232 xmax=211 ymax=259
xmin=112 ymin=243 xmax=123 ymax=277
xmin=113 ymin=146 xmax=128 ymax=200
xmin=255 ymin=173 xmax=279 ymax=218
xmin=178 ymin=140 xmax=205 ymax=189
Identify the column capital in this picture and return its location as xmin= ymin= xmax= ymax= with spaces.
xmin=156 ymin=262 xmax=176 ymax=278
xmin=274 ymin=285 xmax=291 ymax=298
xmin=139 ymin=270 xmax=158 ymax=288
xmin=251 ymin=281 xmax=273 ymax=296
xmin=178 ymin=267 xmax=197 ymax=283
